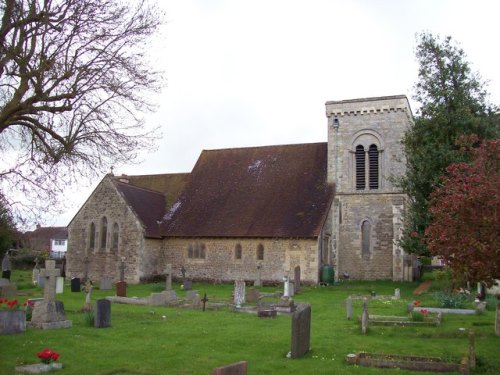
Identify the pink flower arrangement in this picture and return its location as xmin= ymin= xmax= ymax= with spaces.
xmin=37 ymin=348 xmax=60 ymax=364
xmin=421 ymin=309 xmax=429 ymax=317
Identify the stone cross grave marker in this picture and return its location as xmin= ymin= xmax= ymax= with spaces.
xmin=41 ymin=260 xmax=59 ymax=303
xmin=294 ymin=265 xmax=301 ymax=294
xmin=254 ymin=263 xmax=262 ymax=287
xmin=94 ymin=299 xmax=111 ymax=328
xmin=346 ymin=296 xmax=353 ymax=320
xmin=83 ymin=280 xmax=93 ymax=311
xmin=234 ymin=280 xmax=245 ymax=308
xmin=283 ymin=274 xmax=290 ymax=298
xmin=290 ymin=304 xmax=311 ymax=359
xmin=202 ymin=293 xmax=208 ymax=312
xmin=165 ymin=264 xmax=172 ymax=291
xmin=361 ymin=298 xmax=369 ymax=334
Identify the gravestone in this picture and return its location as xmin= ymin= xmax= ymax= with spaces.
xmin=254 ymin=263 xmax=262 ymax=287
xmin=290 ymin=304 xmax=311 ymax=359
xmin=165 ymin=264 xmax=172 ymax=291
xmin=394 ymin=288 xmax=401 ymax=300
xmin=361 ymin=298 xmax=369 ymax=334
xmin=294 ymin=266 xmax=301 ymax=294
xmin=100 ymin=276 xmax=112 ymax=290
xmin=181 ymin=266 xmax=192 ymax=290
xmin=246 ymin=288 xmax=260 ymax=303
xmin=56 ymin=277 xmax=64 ymax=294
xmin=346 ymin=296 xmax=353 ymax=320
xmin=211 ymin=361 xmax=247 ymax=375
xmin=30 ymin=260 xmax=72 ymax=329
xmin=1 ymin=251 xmax=11 ymax=280
xmin=94 ymin=299 xmax=111 ymax=328
xmin=32 ymin=258 xmax=40 ymax=285
xmin=71 ymin=277 xmax=81 ymax=292
xmin=150 ymin=293 xmax=167 ymax=306
xmin=116 ymin=280 xmax=127 ymax=297
xmin=185 ymin=290 xmax=201 ymax=308
xmin=234 ymin=280 xmax=245 ymax=308
xmin=162 ymin=290 xmax=177 ymax=305
xmin=37 ymin=274 xmax=45 ymax=288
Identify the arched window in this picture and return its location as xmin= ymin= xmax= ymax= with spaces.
xmin=235 ymin=243 xmax=242 ymax=260
xmin=361 ymin=220 xmax=371 ymax=256
xmin=368 ymin=144 xmax=379 ymax=189
xmin=257 ymin=244 xmax=264 ymax=260
xmin=355 ymin=145 xmax=366 ymax=190
xmin=89 ymin=222 xmax=96 ymax=249
xmin=112 ymin=223 xmax=119 ymax=251
xmin=100 ymin=216 xmax=108 ymax=250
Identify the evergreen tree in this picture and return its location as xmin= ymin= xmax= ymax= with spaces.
xmin=400 ymin=33 xmax=499 ymax=256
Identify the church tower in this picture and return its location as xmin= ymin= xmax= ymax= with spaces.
xmin=326 ymin=95 xmax=412 ymax=281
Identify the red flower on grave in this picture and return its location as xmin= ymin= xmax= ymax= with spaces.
xmin=413 ymin=300 xmax=421 ymax=306
xmin=2 ymin=298 xmax=20 ymax=310
xmin=37 ymin=348 xmax=60 ymax=364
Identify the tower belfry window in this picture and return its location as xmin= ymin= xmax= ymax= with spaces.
xmin=368 ymin=144 xmax=379 ymax=189
xmin=355 ymin=145 xmax=365 ymax=190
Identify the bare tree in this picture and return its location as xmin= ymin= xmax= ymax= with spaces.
xmin=0 ymin=0 xmax=163 ymax=224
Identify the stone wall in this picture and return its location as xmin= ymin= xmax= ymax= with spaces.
xmin=66 ymin=177 xmax=148 ymax=283
xmin=161 ymin=237 xmax=321 ymax=284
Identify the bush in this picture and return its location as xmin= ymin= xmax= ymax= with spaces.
xmin=434 ymin=291 xmax=470 ymax=309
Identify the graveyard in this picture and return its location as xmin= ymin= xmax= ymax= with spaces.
xmin=0 ymin=268 xmax=499 ymax=374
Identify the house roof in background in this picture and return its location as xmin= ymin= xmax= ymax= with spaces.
xmin=160 ymin=142 xmax=334 ymax=238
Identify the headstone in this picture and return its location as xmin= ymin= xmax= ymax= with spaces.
xmin=211 ymin=361 xmax=247 ymax=375
xmin=183 ymin=279 xmax=192 ymax=291
xmin=119 ymin=259 xmax=126 ymax=282
xmin=294 ymin=266 xmax=301 ymax=294
xmin=283 ymin=275 xmax=290 ymax=298
xmin=165 ymin=264 xmax=172 ymax=291
xmin=32 ymin=258 xmax=40 ymax=285
xmin=394 ymin=288 xmax=401 ymax=299
xmin=56 ymin=277 xmax=64 ymax=294
xmin=71 ymin=277 xmax=81 ymax=292
xmin=361 ymin=298 xmax=369 ymax=334
xmin=495 ymin=303 xmax=500 ymax=336
xmin=254 ymin=264 xmax=262 ymax=287
xmin=288 ymin=282 xmax=295 ymax=297
xmin=149 ymin=293 xmax=166 ymax=306
xmin=246 ymin=288 xmax=260 ymax=303
xmin=234 ymin=280 xmax=245 ymax=308
xmin=30 ymin=260 xmax=72 ymax=329
xmin=185 ymin=290 xmax=201 ymax=308
xmin=94 ymin=299 xmax=111 ymax=328
xmin=116 ymin=280 xmax=127 ymax=297
xmin=346 ymin=296 xmax=353 ymax=320
xmin=37 ymin=274 xmax=45 ymax=288
xmin=100 ymin=276 xmax=112 ymax=290
xmin=1 ymin=251 xmax=11 ymax=280
xmin=162 ymin=290 xmax=177 ymax=305
xmin=290 ymin=304 xmax=311 ymax=359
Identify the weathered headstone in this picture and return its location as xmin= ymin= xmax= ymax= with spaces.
xmin=37 ymin=274 xmax=45 ymax=288
xmin=346 ymin=296 xmax=353 ymax=320
xmin=185 ymin=290 xmax=201 ymax=308
xmin=116 ymin=280 xmax=127 ymax=297
xmin=183 ymin=279 xmax=192 ymax=291
xmin=283 ymin=274 xmax=290 ymax=298
xmin=98 ymin=276 xmax=111 ymax=290
xmin=1 ymin=251 xmax=11 ymax=280
xmin=234 ymin=280 xmax=245 ymax=308
xmin=162 ymin=290 xmax=177 ymax=305
xmin=56 ymin=276 xmax=64 ymax=294
xmin=394 ymin=288 xmax=401 ymax=300
xmin=290 ymin=304 xmax=311 ymax=359
xmin=150 ymin=293 xmax=167 ymax=306
xmin=211 ymin=361 xmax=247 ymax=375
xmin=361 ymin=298 xmax=369 ymax=334
xmin=94 ymin=299 xmax=111 ymax=328
xmin=294 ymin=266 xmax=301 ymax=294
xmin=254 ymin=263 xmax=262 ymax=287
xmin=30 ymin=260 xmax=72 ymax=329
xmin=165 ymin=264 xmax=172 ymax=291
xmin=246 ymin=288 xmax=260 ymax=303
xmin=71 ymin=277 xmax=81 ymax=292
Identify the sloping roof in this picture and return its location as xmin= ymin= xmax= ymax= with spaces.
xmin=113 ymin=181 xmax=166 ymax=238
xmin=24 ymin=226 xmax=68 ymax=252
xmin=161 ymin=142 xmax=334 ymax=238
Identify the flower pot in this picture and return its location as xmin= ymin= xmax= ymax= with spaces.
xmin=0 ymin=309 xmax=26 ymax=335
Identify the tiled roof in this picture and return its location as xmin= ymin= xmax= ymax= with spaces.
xmin=24 ymin=226 xmax=68 ymax=251
xmin=113 ymin=181 xmax=166 ymax=238
xmin=161 ymin=142 xmax=334 ymax=238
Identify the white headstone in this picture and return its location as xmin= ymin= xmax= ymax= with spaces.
xmin=56 ymin=277 xmax=64 ymax=294
xmin=234 ymin=280 xmax=245 ymax=308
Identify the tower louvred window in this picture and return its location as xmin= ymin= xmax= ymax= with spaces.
xmin=355 ymin=145 xmax=365 ymax=190
xmin=369 ymin=144 xmax=379 ymax=189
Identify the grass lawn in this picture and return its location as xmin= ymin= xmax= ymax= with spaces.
xmin=1 ymin=271 xmax=499 ymax=374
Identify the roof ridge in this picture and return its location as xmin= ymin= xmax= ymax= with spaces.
xmin=201 ymin=141 xmax=327 ymax=153
xmin=113 ymin=179 xmax=166 ymax=196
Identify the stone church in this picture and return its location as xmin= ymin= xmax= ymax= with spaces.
xmin=66 ymin=95 xmax=412 ymax=284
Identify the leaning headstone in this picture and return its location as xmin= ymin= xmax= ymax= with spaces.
xmin=495 ymin=303 xmax=500 ymax=336
xmin=361 ymin=298 xmax=369 ymax=334
xmin=1 ymin=251 xmax=11 ymax=280
xmin=234 ymin=280 xmax=245 ymax=308
xmin=165 ymin=264 xmax=172 ymax=291
xmin=100 ymin=276 xmax=112 ymax=291
xmin=211 ymin=361 xmax=247 ymax=375
xmin=94 ymin=299 xmax=111 ymax=328
xmin=294 ymin=266 xmax=301 ymax=294
xmin=30 ymin=260 xmax=72 ymax=329
xmin=71 ymin=277 xmax=81 ymax=292
xmin=346 ymin=296 xmax=353 ymax=320
xmin=56 ymin=277 xmax=64 ymax=294
xmin=116 ymin=280 xmax=127 ymax=297
xmin=290 ymin=304 xmax=311 ymax=359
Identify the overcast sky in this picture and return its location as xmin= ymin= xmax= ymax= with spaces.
xmin=52 ymin=0 xmax=500 ymax=227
